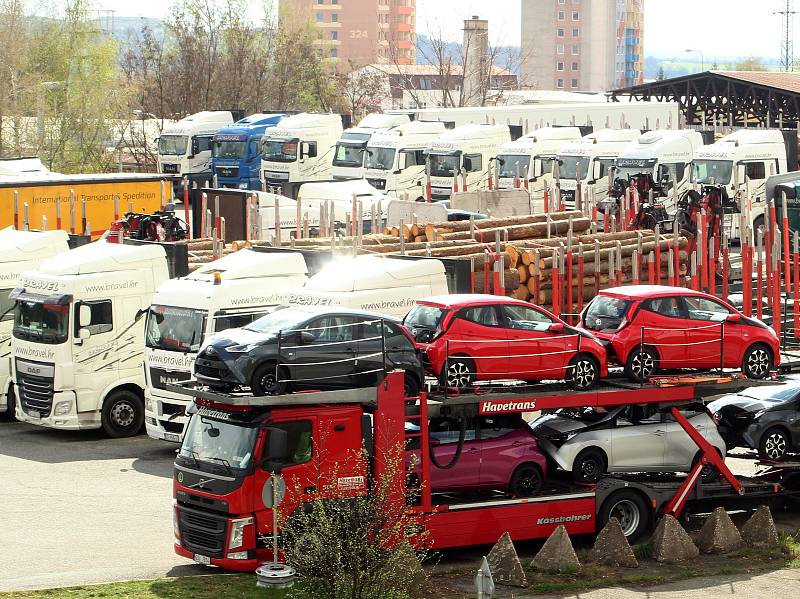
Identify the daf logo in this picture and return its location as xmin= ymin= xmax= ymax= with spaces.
xmin=177 ymin=472 xmax=184 ymax=483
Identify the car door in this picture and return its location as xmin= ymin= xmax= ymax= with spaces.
xmin=662 ymin=408 xmax=708 ymax=469
xmin=636 ymin=296 xmax=688 ymax=371
xmin=500 ymin=304 xmax=572 ymax=380
xmin=288 ymin=315 xmax=358 ymax=389
xmin=610 ymin=405 xmax=666 ymax=471
xmin=477 ymin=415 xmax=524 ymax=489
xmin=381 ymin=321 xmax=419 ymax=374
xmin=681 ymin=296 xmax=731 ymax=369
xmin=449 ymin=305 xmax=508 ymax=381
xmin=428 ymin=416 xmax=480 ymax=491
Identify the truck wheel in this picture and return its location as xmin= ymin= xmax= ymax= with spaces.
xmin=759 ymin=427 xmax=790 ymax=461
xmin=742 ymin=344 xmax=773 ymax=379
xmin=3 ymin=386 xmax=17 ymax=422
xmin=572 ymin=448 xmax=606 ymax=483
xmin=624 ymin=346 xmax=658 ymax=382
xmin=101 ymin=390 xmax=144 ymax=438
xmin=567 ymin=354 xmax=600 ymax=390
xmin=597 ymin=490 xmax=651 ymax=542
xmin=251 ymin=362 xmax=288 ymax=396
xmin=509 ymin=463 xmax=543 ymax=497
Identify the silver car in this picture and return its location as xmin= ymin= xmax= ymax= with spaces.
xmin=530 ymin=404 xmax=727 ymax=483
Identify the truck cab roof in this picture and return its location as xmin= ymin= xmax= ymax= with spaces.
xmin=617 ymin=129 xmax=704 ymax=161
xmin=0 ymin=228 xmax=70 ymax=264
xmin=694 ymin=128 xmax=787 ymax=160
xmin=305 ymin=256 xmax=445 ymax=293
xmin=297 ymin=179 xmax=388 ymax=203
xmin=189 ymin=249 xmax=307 ymax=281
xmin=36 ymin=240 xmax=166 ymax=276
xmin=162 ymin=111 xmax=235 ymax=136
xmin=214 ymin=114 xmax=285 ymax=137
xmin=267 ymin=113 xmax=344 ymax=136
xmin=351 ymin=113 xmax=410 ymax=131
xmin=559 ymin=128 xmax=641 ymax=156
xmin=368 ymin=121 xmax=448 ymax=148
xmin=499 ymin=126 xmax=583 ymax=154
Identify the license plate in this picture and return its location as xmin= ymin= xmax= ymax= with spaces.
xmin=29 ymin=410 xmax=41 ymax=419
xmin=194 ymin=554 xmax=211 ymax=565
xmin=164 ymin=433 xmax=181 ymax=443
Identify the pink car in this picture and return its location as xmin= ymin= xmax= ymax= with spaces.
xmin=407 ymin=414 xmax=548 ymax=497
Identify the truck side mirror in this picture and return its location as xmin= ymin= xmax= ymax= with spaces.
xmin=397 ymin=152 xmax=408 ymax=172
xmin=190 ymin=137 xmax=199 ymax=158
xmin=463 ymin=156 xmax=473 ymax=172
xmin=77 ymin=328 xmax=91 ymax=342
xmin=300 ymin=142 xmax=317 ymax=159
xmin=262 ymin=427 xmax=290 ymax=472
xmin=79 ymin=304 xmax=92 ymax=328
xmin=591 ymin=161 xmax=602 ymax=181
xmin=533 ymin=159 xmax=543 ymax=178
xmin=736 ymin=164 xmax=746 ymax=186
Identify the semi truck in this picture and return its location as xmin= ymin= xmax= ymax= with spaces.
xmin=426 ymin=124 xmax=512 ymax=202
xmin=555 ymin=129 xmax=642 ymax=209
xmin=212 ymin=114 xmax=285 ymax=190
xmin=261 ymin=113 xmax=344 ymax=197
xmin=0 ymin=228 xmax=70 ymax=419
xmin=158 ymin=111 xmax=238 ymax=190
xmin=10 ymin=241 xmax=169 ymax=437
xmin=363 ymin=121 xmax=448 ymax=201
xmin=331 ymin=113 xmax=411 ymax=181
xmin=144 ymin=249 xmax=308 ymax=443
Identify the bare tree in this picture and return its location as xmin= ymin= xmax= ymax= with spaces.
xmin=336 ymin=61 xmax=387 ymax=120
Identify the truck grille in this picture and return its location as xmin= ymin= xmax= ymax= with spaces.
xmin=17 ymin=372 xmax=55 ymax=417
xmin=150 ymin=367 xmax=191 ymax=391
xmin=178 ymin=504 xmax=227 ymax=557
xmin=367 ymin=178 xmax=386 ymax=190
xmin=216 ymin=166 xmax=239 ymax=178
xmin=560 ymin=189 xmax=576 ymax=208
xmin=161 ymin=163 xmax=179 ymax=174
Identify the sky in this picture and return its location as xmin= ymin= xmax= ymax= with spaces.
xmin=90 ymin=0 xmax=783 ymax=60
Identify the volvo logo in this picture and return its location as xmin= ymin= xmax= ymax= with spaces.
xmin=177 ymin=472 xmax=184 ymax=483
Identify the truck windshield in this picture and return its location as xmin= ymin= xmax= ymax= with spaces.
xmin=428 ymin=153 xmax=460 ymax=177
xmin=333 ymin=142 xmax=366 ymax=167
xmin=13 ymin=300 xmax=69 ymax=344
xmin=365 ymin=147 xmax=396 ymax=170
xmin=263 ymin=139 xmax=298 ymax=163
xmin=180 ymin=415 xmax=257 ymax=470
xmin=0 ymin=288 xmax=14 ymax=322
xmin=159 ymin=135 xmax=188 ymax=156
xmin=213 ymin=140 xmax=247 ymax=159
xmin=497 ymin=154 xmax=530 ymax=178
xmin=146 ymin=305 xmax=206 ymax=352
xmin=557 ymin=156 xmax=590 ymax=180
xmin=693 ymin=160 xmax=732 ymax=185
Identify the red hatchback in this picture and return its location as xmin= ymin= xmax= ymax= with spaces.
xmin=579 ymin=285 xmax=781 ymax=382
xmin=403 ymin=295 xmax=608 ymax=390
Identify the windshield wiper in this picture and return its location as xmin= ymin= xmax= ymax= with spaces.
xmin=181 ymin=448 xmax=200 ymax=468
xmin=207 ymin=456 xmax=233 ymax=476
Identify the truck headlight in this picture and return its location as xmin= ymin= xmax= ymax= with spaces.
xmin=145 ymin=397 xmax=154 ymax=413
xmin=228 ymin=516 xmax=254 ymax=550
xmin=54 ymin=400 xmax=72 ymax=416
xmin=173 ymin=500 xmax=181 ymax=541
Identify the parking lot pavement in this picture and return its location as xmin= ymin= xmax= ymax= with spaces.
xmin=0 ymin=421 xmax=207 ymax=592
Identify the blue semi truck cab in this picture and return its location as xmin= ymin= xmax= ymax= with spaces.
xmin=211 ymin=113 xmax=285 ymax=190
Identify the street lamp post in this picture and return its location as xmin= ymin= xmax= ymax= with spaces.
xmin=685 ymin=48 xmax=705 ymax=72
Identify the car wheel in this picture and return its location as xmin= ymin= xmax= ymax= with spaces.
xmin=597 ymin=490 xmax=651 ymax=542
xmin=572 ymin=448 xmax=606 ymax=484
xmin=404 ymin=373 xmax=421 ymax=398
xmin=101 ymin=390 xmax=144 ymax=438
xmin=742 ymin=344 xmax=773 ymax=379
xmin=442 ymin=357 xmax=475 ymax=389
xmin=509 ymin=463 xmax=543 ymax=497
xmin=624 ymin=346 xmax=658 ymax=383
xmin=759 ymin=427 xmax=790 ymax=461
xmin=567 ymin=354 xmax=600 ymax=390
xmin=251 ymin=363 xmax=288 ymax=396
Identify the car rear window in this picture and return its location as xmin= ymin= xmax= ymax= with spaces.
xmin=584 ymin=296 xmax=632 ymax=332
xmin=404 ymin=305 xmax=447 ymax=330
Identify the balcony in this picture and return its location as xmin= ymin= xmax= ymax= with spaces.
xmin=395 ymin=4 xmax=413 ymax=14
xmin=394 ymin=22 xmax=412 ymax=32
xmin=395 ymin=39 xmax=413 ymax=49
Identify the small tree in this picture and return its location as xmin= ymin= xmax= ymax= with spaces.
xmin=337 ymin=62 xmax=387 ymax=121
xmin=735 ymin=57 xmax=768 ymax=71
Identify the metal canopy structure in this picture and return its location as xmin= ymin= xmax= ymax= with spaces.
xmin=609 ymin=71 xmax=800 ymax=128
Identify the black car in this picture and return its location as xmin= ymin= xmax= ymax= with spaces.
xmin=708 ymin=381 xmax=800 ymax=460
xmin=194 ymin=306 xmax=424 ymax=396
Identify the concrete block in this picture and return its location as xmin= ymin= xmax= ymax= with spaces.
xmin=741 ymin=505 xmax=780 ymax=549
xmin=486 ymin=531 xmax=527 ymax=587
xmin=589 ymin=517 xmax=639 ymax=568
xmin=651 ymin=514 xmax=699 ymax=563
xmin=531 ymin=525 xmax=581 ymax=573
xmin=697 ymin=507 xmax=743 ymax=554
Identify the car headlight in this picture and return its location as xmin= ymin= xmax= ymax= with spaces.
xmin=228 ymin=516 xmax=254 ymax=550
xmin=225 ymin=343 xmax=259 ymax=353
xmin=54 ymin=400 xmax=72 ymax=416
xmin=753 ymin=410 xmax=766 ymax=420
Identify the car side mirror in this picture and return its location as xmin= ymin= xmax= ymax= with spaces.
xmin=79 ymin=304 xmax=92 ymax=327
xmin=549 ymin=322 xmax=564 ymax=333
xmin=727 ymin=313 xmax=741 ymax=323
xmin=262 ymin=427 xmax=289 ymax=472
xmin=300 ymin=331 xmax=316 ymax=344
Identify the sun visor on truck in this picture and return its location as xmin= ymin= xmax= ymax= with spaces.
xmin=9 ymin=287 xmax=72 ymax=305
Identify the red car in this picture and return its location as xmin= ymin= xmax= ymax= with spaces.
xmin=579 ymin=285 xmax=780 ymax=382
xmin=406 ymin=414 xmax=548 ymax=496
xmin=403 ymin=295 xmax=608 ymax=390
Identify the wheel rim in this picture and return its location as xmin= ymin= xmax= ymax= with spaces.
xmin=111 ymin=401 xmax=135 ymax=428
xmin=580 ymin=456 xmax=601 ymax=480
xmin=609 ymin=499 xmax=640 ymax=537
xmin=631 ymin=350 xmax=654 ymax=379
xmin=573 ymin=359 xmax=596 ymax=389
xmin=765 ymin=432 xmax=787 ymax=460
xmin=447 ymin=361 xmax=472 ymax=388
xmin=747 ymin=348 xmax=770 ymax=377
xmin=514 ymin=468 xmax=540 ymax=496
xmin=259 ymin=372 xmax=280 ymax=395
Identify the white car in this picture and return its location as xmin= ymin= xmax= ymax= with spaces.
xmin=530 ymin=404 xmax=727 ymax=483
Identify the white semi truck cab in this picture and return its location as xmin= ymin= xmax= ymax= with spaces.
xmin=144 ymin=249 xmax=308 ymax=442
xmin=426 ymin=124 xmax=512 ymax=202
xmin=157 ymin=111 xmax=236 ymax=188
xmin=0 ymin=228 xmax=70 ymax=418
xmin=496 ymin=126 xmax=584 ymax=211
xmin=612 ymin=129 xmax=705 ymax=212
xmin=691 ymin=129 xmax=790 ymax=236
xmin=332 ymin=113 xmax=411 ymax=180
xmin=11 ymin=241 xmax=169 ymax=437
xmin=555 ymin=128 xmax=641 ymax=208
xmin=261 ymin=113 xmax=344 ymax=195
xmin=364 ymin=121 xmax=448 ymax=200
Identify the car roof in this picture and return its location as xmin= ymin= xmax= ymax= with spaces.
xmin=418 ymin=294 xmax=538 ymax=309
xmin=597 ymin=285 xmax=719 ymax=301
xmin=276 ymin=305 xmax=401 ymax=323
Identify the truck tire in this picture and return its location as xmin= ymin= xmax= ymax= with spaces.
xmin=251 ymin=362 xmax=288 ymax=396
xmin=3 ymin=386 xmax=17 ymax=422
xmin=597 ymin=489 xmax=651 ymax=542
xmin=101 ymin=390 xmax=144 ymax=438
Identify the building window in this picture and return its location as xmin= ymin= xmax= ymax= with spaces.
xmin=556 ymin=44 xmax=564 ymax=54
xmin=331 ymin=13 xmax=337 ymax=22
xmin=558 ymin=11 xmax=564 ymax=19
xmin=558 ymin=0 xmax=565 ymax=3
xmin=331 ymin=48 xmax=337 ymax=58
xmin=572 ymin=11 xmax=579 ymax=20
xmin=572 ymin=44 xmax=579 ymax=54
xmin=317 ymin=0 xmax=323 ymax=3
xmin=332 ymin=0 xmax=338 ymax=3
xmin=572 ymin=28 xmax=579 ymax=36
xmin=557 ymin=28 xmax=564 ymax=37
xmin=572 ymin=61 xmax=578 ymax=70
xmin=316 ymin=12 xmax=323 ymax=22
xmin=571 ymin=79 xmax=578 ymax=88
xmin=557 ymin=79 xmax=564 ymax=88
xmin=557 ymin=62 xmax=564 ymax=71
xmin=331 ymin=31 xmax=338 ymax=40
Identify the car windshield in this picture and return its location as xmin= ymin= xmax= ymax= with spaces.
xmin=180 ymin=415 xmax=257 ymax=470
xmin=263 ymin=139 xmax=298 ymax=162
xmin=428 ymin=153 xmax=460 ymax=177
xmin=404 ymin=305 xmax=447 ymax=330
xmin=497 ymin=154 xmax=531 ymax=178
xmin=693 ymin=160 xmax=732 ymax=185
xmin=213 ymin=140 xmax=246 ymax=159
xmin=158 ymin=135 xmax=188 ymax=156
xmin=333 ymin=141 xmax=366 ymax=167
xmin=365 ymin=147 xmax=396 ymax=170
xmin=244 ymin=308 xmax=311 ymax=334
xmin=13 ymin=299 xmax=69 ymax=344
xmin=557 ymin=155 xmax=590 ymax=180
xmin=145 ymin=305 xmax=206 ymax=352
xmin=0 ymin=288 xmax=14 ymax=322
xmin=583 ymin=296 xmax=632 ymax=331
xmin=739 ymin=384 xmax=800 ymax=402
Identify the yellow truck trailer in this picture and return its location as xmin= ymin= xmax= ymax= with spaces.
xmin=0 ymin=174 xmax=175 ymax=238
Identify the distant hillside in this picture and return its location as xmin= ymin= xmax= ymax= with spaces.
xmin=416 ymin=33 xmax=522 ymax=76
xmin=94 ymin=15 xmax=165 ymax=42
